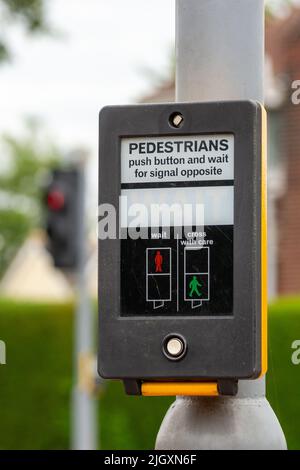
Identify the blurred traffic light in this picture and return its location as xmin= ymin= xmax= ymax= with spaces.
xmin=45 ymin=168 xmax=80 ymax=269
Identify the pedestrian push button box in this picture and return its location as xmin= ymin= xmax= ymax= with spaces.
xmin=98 ymin=101 xmax=267 ymax=396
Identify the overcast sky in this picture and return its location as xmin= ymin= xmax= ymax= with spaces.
xmin=0 ymin=0 xmax=175 ymax=204
xmin=2 ymin=0 xmax=297 ymax=155
xmin=1 ymin=0 xmax=299 ymax=207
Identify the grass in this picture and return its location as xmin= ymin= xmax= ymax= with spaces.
xmin=0 ymin=296 xmax=299 ymax=449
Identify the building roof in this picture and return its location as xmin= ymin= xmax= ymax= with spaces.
xmin=139 ymin=80 xmax=175 ymax=104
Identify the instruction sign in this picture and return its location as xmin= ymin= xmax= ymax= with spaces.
xmin=121 ymin=135 xmax=234 ymax=183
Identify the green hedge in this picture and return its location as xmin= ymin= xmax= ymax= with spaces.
xmin=0 ymin=299 xmax=73 ymax=449
xmin=267 ymin=297 xmax=300 ymax=450
xmin=0 ymin=299 xmax=171 ymax=449
xmin=0 ymin=297 xmax=299 ymax=449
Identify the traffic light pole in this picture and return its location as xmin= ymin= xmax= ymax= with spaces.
xmin=155 ymin=0 xmax=287 ymax=450
xmin=71 ymin=164 xmax=98 ymax=450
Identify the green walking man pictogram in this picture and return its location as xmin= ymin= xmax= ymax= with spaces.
xmin=189 ymin=275 xmax=202 ymax=298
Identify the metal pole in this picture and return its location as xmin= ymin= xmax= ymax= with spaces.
xmin=71 ymin=163 xmax=98 ymax=450
xmin=156 ymin=0 xmax=286 ymax=450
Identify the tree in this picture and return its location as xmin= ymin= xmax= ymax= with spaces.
xmin=0 ymin=210 xmax=31 ymax=278
xmin=266 ymin=0 xmax=294 ymax=16
xmin=0 ymin=120 xmax=61 ymax=278
xmin=0 ymin=0 xmax=48 ymax=62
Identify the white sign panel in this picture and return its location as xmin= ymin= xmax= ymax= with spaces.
xmin=120 ymin=186 xmax=233 ymax=227
xmin=121 ymin=134 xmax=234 ymax=184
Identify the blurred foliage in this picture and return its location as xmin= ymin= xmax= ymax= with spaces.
xmin=266 ymin=0 xmax=294 ymax=17
xmin=0 ymin=297 xmax=299 ymax=449
xmin=0 ymin=210 xmax=31 ymax=278
xmin=0 ymin=120 xmax=60 ymax=203
xmin=3 ymin=0 xmax=45 ymax=30
xmin=0 ymin=120 xmax=60 ymax=277
xmin=0 ymin=0 xmax=49 ymax=63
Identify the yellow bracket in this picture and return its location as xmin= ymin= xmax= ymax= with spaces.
xmin=141 ymin=381 xmax=219 ymax=397
xmin=260 ymin=104 xmax=268 ymax=377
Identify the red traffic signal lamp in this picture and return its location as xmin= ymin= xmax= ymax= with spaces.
xmin=47 ymin=190 xmax=65 ymax=211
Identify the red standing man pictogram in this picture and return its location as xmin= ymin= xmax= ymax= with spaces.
xmin=155 ymin=250 xmax=163 ymax=272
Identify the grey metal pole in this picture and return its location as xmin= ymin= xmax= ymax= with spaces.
xmin=156 ymin=0 xmax=286 ymax=450
xmin=71 ymin=162 xmax=98 ymax=450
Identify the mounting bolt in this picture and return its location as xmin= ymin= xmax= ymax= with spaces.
xmin=169 ymin=112 xmax=184 ymax=128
